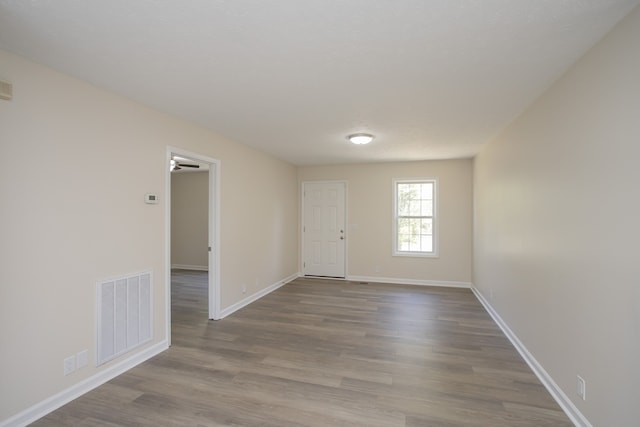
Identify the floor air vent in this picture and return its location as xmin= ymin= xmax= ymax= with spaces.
xmin=97 ymin=271 xmax=152 ymax=366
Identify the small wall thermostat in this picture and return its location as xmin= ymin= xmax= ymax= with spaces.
xmin=144 ymin=194 xmax=159 ymax=204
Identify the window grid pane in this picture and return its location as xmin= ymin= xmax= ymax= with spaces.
xmin=396 ymin=181 xmax=435 ymax=254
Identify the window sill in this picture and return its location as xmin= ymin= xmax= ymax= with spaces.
xmin=393 ymin=251 xmax=439 ymax=258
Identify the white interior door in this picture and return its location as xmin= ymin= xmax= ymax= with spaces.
xmin=303 ymin=181 xmax=346 ymax=278
xmin=206 ymin=161 xmax=220 ymax=320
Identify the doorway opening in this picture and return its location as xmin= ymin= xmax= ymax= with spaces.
xmin=166 ymin=147 xmax=220 ymax=346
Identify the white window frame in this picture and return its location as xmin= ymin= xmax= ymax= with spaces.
xmin=392 ymin=178 xmax=439 ymax=258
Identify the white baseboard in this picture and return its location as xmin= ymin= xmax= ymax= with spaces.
xmin=347 ymin=275 xmax=471 ymax=288
xmin=219 ymin=272 xmax=300 ymax=319
xmin=1 ymin=341 xmax=168 ymax=427
xmin=471 ymin=286 xmax=590 ymax=427
xmin=171 ymin=264 xmax=208 ymax=271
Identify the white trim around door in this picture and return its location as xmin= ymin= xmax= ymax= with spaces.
xmin=166 ymin=147 xmax=221 ymax=346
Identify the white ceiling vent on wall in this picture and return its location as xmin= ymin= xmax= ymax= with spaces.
xmin=0 ymin=80 xmax=12 ymax=100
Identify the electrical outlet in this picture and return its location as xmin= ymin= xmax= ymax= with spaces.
xmin=77 ymin=350 xmax=88 ymax=369
xmin=63 ymin=356 xmax=76 ymax=376
xmin=577 ymin=375 xmax=586 ymax=400
xmin=242 ymin=284 xmax=247 ymax=294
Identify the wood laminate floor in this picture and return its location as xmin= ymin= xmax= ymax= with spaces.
xmin=34 ymin=271 xmax=572 ymax=426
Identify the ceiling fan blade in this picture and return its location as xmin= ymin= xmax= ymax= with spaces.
xmin=178 ymin=163 xmax=200 ymax=168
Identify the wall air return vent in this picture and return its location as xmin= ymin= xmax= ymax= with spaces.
xmin=0 ymin=80 xmax=13 ymax=101
xmin=97 ymin=271 xmax=152 ymax=366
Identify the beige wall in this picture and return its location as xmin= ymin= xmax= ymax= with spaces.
xmin=0 ymin=49 xmax=298 ymax=422
xmin=298 ymin=160 xmax=472 ymax=284
xmin=473 ymin=6 xmax=640 ymax=426
xmin=171 ymin=172 xmax=209 ymax=269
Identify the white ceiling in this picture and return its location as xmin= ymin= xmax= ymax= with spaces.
xmin=1 ymin=1 xmax=637 ymax=165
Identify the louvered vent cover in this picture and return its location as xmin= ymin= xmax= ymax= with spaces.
xmin=0 ymin=80 xmax=12 ymax=100
xmin=97 ymin=271 xmax=152 ymax=366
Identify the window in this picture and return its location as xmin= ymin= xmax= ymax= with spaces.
xmin=393 ymin=178 xmax=438 ymax=257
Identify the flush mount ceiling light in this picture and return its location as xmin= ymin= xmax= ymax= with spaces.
xmin=347 ymin=133 xmax=374 ymax=145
